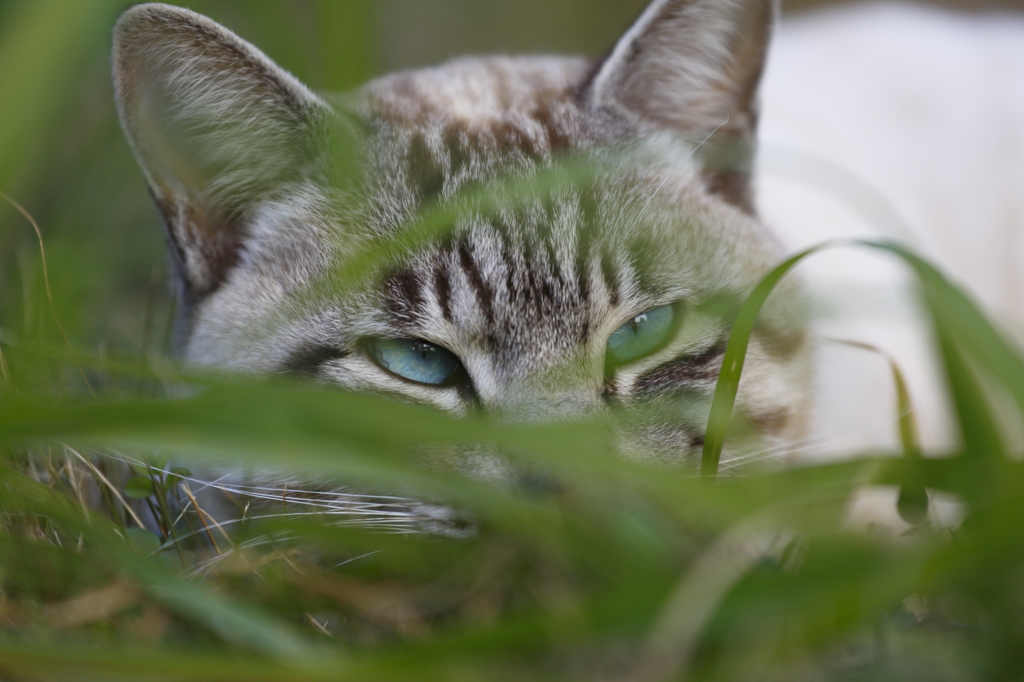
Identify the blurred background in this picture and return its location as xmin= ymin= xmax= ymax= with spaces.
xmin=0 ymin=0 xmax=1019 ymax=387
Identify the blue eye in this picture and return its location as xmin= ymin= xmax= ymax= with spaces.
xmin=607 ymin=304 xmax=676 ymax=365
xmin=367 ymin=338 xmax=461 ymax=385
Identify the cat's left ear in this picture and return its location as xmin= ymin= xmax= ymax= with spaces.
xmin=112 ymin=3 xmax=331 ymax=302
xmin=587 ymin=0 xmax=776 ymax=212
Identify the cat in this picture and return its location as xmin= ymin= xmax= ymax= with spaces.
xmin=112 ymin=0 xmax=813 ymax=480
xmin=112 ymin=0 xmax=1024 ymax=496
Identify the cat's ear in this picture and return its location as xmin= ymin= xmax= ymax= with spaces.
xmin=112 ymin=3 xmax=330 ymax=299
xmin=587 ymin=0 xmax=776 ymax=212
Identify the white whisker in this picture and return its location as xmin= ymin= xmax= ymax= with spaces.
xmin=627 ymin=116 xmax=730 ymax=232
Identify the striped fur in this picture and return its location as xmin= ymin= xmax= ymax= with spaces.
xmin=113 ymin=0 xmax=811 ymax=473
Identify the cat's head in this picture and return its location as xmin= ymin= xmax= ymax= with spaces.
xmin=113 ymin=0 xmax=810 ymax=468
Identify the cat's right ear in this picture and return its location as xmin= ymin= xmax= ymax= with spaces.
xmin=112 ymin=3 xmax=330 ymax=301
xmin=587 ymin=0 xmax=776 ymax=212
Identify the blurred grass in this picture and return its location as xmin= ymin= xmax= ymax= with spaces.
xmin=3 ymin=2 xmax=1024 ymax=681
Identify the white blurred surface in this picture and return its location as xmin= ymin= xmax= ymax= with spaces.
xmin=759 ymin=3 xmax=1024 ymax=457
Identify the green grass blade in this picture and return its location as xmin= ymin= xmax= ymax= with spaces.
xmin=0 ymin=464 xmax=328 ymax=663
xmin=701 ymin=243 xmax=834 ymax=477
xmin=704 ymin=238 xmax=1021 ymax=482
xmin=0 ymin=0 xmax=119 ymax=191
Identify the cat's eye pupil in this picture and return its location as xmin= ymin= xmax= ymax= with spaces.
xmin=367 ymin=338 xmax=461 ymax=386
xmin=607 ymin=304 xmax=676 ymax=366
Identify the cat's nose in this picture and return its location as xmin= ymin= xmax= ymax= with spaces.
xmin=466 ymin=355 xmax=607 ymax=424
xmin=480 ymin=389 xmax=604 ymax=425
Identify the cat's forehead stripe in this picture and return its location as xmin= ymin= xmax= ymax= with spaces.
xmin=432 ymin=264 xmax=453 ymax=322
xmin=383 ymin=218 xmax=615 ymax=361
xmin=359 ymin=59 xmax=599 ymax=222
xmin=385 ymin=120 xmax=578 ymax=211
xmin=457 ymin=240 xmax=495 ymax=325
xmin=362 ymin=57 xmax=590 ymax=132
xmin=385 ymin=267 xmax=425 ymax=326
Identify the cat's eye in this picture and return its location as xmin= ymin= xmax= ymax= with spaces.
xmin=606 ymin=304 xmax=676 ymax=366
xmin=367 ymin=338 xmax=462 ymax=386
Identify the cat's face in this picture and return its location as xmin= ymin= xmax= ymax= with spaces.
xmin=113 ymin=0 xmax=810 ymax=468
